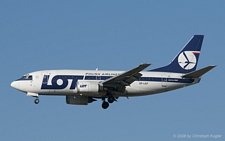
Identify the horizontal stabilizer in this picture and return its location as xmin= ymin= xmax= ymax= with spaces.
xmin=182 ymin=65 xmax=216 ymax=78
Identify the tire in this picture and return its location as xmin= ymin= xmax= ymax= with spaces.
xmin=102 ymin=101 xmax=109 ymax=109
xmin=108 ymin=96 xmax=114 ymax=103
xmin=34 ymin=99 xmax=39 ymax=104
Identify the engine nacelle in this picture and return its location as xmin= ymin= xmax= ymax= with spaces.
xmin=76 ymin=80 xmax=103 ymax=94
xmin=66 ymin=95 xmax=95 ymax=105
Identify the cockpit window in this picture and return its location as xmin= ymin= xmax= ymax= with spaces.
xmin=25 ymin=75 xmax=32 ymax=79
xmin=18 ymin=74 xmax=33 ymax=80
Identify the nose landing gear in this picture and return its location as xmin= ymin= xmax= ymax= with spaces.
xmin=34 ymin=97 xmax=39 ymax=104
xmin=26 ymin=92 xmax=39 ymax=105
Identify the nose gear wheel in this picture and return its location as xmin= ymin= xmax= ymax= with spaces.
xmin=34 ymin=97 xmax=39 ymax=104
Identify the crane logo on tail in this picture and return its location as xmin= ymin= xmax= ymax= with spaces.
xmin=178 ymin=51 xmax=200 ymax=70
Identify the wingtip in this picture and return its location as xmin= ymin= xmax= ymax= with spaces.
xmin=141 ymin=63 xmax=151 ymax=66
xmin=209 ymin=65 xmax=217 ymax=68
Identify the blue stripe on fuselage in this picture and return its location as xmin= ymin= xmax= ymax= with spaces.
xmin=40 ymin=75 xmax=195 ymax=90
xmin=85 ymin=76 xmax=194 ymax=83
xmin=139 ymin=77 xmax=194 ymax=83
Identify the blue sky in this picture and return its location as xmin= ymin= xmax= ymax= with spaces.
xmin=0 ymin=1 xmax=224 ymax=140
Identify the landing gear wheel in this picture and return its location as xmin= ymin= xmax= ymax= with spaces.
xmin=108 ymin=96 xmax=115 ymax=103
xmin=34 ymin=98 xmax=39 ymax=104
xmin=102 ymin=101 xmax=109 ymax=109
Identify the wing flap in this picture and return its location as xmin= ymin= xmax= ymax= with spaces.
xmin=182 ymin=65 xmax=216 ymax=78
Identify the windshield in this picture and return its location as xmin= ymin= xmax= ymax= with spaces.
xmin=18 ymin=74 xmax=33 ymax=80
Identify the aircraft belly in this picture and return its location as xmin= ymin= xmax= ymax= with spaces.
xmin=38 ymin=89 xmax=106 ymax=97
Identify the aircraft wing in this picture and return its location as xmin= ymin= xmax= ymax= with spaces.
xmin=102 ymin=63 xmax=150 ymax=92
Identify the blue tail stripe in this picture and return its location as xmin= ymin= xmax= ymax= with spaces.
xmin=149 ymin=35 xmax=204 ymax=73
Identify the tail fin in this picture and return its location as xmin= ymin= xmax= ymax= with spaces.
xmin=150 ymin=35 xmax=204 ymax=73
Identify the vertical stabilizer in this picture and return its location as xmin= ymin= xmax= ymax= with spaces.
xmin=150 ymin=35 xmax=204 ymax=73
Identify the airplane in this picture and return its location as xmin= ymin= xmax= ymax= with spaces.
xmin=11 ymin=35 xmax=216 ymax=109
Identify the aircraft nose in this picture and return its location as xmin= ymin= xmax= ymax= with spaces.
xmin=11 ymin=81 xmax=20 ymax=90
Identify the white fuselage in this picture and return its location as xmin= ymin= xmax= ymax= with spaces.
xmin=12 ymin=69 xmax=200 ymax=98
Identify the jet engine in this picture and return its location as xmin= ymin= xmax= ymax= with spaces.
xmin=76 ymin=80 xmax=103 ymax=93
xmin=66 ymin=95 xmax=96 ymax=105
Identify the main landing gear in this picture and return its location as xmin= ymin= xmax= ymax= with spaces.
xmin=102 ymin=101 xmax=109 ymax=109
xmin=34 ymin=97 xmax=39 ymax=104
xmin=107 ymin=96 xmax=115 ymax=103
xmin=101 ymin=96 xmax=116 ymax=109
